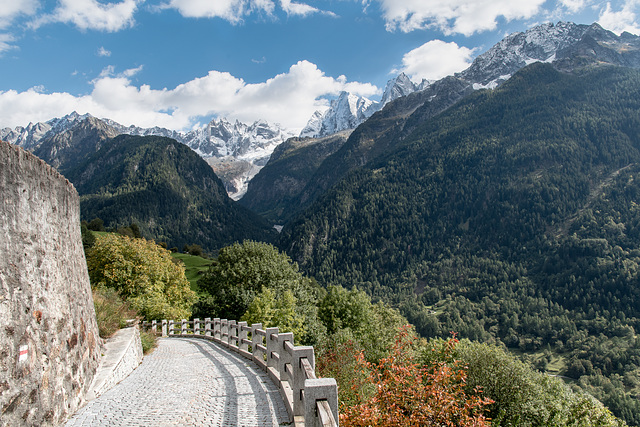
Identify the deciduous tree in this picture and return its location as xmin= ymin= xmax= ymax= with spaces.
xmin=87 ymin=233 xmax=196 ymax=320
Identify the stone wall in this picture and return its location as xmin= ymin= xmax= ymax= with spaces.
xmin=0 ymin=141 xmax=101 ymax=426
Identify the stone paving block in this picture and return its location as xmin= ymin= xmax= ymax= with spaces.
xmin=65 ymin=337 xmax=290 ymax=426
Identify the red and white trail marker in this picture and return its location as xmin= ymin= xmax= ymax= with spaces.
xmin=18 ymin=345 xmax=28 ymax=362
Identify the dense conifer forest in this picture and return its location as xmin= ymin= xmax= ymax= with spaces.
xmin=65 ymin=135 xmax=275 ymax=252
xmin=279 ymin=63 xmax=640 ymax=424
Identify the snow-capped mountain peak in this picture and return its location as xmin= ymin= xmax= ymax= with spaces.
xmin=460 ymin=21 xmax=588 ymax=87
xmin=300 ymin=73 xmax=430 ymax=139
xmin=3 ymin=112 xmax=294 ymax=200
xmin=0 ymin=111 xmax=93 ymax=150
xmin=300 ymin=21 xmax=640 ymax=140
xmin=300 ymin=91 xmax=376 ymax=138
xmin=380 ymin=73 xmax=419 ymax=106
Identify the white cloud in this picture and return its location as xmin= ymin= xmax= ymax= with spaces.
xmin=122 ymin=65 xmax=144 ymax=77
xmin=32 ymin=0 xmax=139 ymax=32
xmin=162 ymin=0 xmax=333 ymax=20
xmin=161 ymin=0 xmax=274 ymax=21
xmin=374 ymin=0 xmax=546 ymax=35
xmin=0 ymin=61 xmax=379 ymax=133
xmin=0 ymin=0 xmax=39 ymax=29
xmin=0 ymin=33 xmax=16 ymax=54
xmin=97 ymin=46 xmax=111 ymax=56
xmin=395 ymin=40 xmax=475 ymax=81
xmin=279 ymin=0 xmax=336 ymax=17
xmin=558 ymin=0 xmax=589 ymax=13
xmin=598 ymin=1 xmax=640 ymax=35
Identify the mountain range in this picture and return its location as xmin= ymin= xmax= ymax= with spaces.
xmin=240 ymin=21 xmax=640 ymax=224
xmin=0 ymin=71 xmax=423 ymax=200
xmin=1 ymin=113 xmax=295 ymax=200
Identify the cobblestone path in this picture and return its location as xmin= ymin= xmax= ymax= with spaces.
xmin=66 ymin=337 xmax=291 ymax=426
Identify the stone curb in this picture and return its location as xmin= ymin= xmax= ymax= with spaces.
xmin=85 ymin=326 xmax=143 ymax=400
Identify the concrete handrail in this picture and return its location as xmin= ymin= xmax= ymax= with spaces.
xmin=142 ymin=318 xmax=339 ymax=427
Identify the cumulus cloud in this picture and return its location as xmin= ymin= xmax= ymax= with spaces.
xmin=0 ymin=0 xmax=40 ymax=28
xmin=0 ymin=61 xmax=379 ymax=133
xmin=395 ymin=40 xmax=476 ymax=81
xmin=32 ymin=0 xmax=139 ymax=32
xmin=598 ymin=1 xmax=640 ymax=35
xmin=160 ymin=0 xmax=274 ymax=21
xmin=374 ymin=0 xmax=546 ymax=35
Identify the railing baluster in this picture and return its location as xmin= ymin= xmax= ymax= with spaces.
xmin=204 ymin=317 xmax=211 ymax=337
xmin=238 ymin=321 xmax=249 ymax=355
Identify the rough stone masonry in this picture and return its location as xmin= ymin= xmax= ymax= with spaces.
xmin=0 ymin=141 xmax=101 ymax=426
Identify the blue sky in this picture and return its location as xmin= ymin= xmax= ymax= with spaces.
xmin=1 ymin=0 xmax=638 ymax=132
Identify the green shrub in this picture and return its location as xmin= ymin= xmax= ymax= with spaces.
xmin=92 ymin=286 xmax=137 ymax=338
xmin=139 ymin=330 xmax=157 ymax=354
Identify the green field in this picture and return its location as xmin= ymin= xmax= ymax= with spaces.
xmin=170 ymin=252 xmax=213 ymax=292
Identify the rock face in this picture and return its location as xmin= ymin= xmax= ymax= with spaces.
xmin=0 ymin=141 xmax=101 ymax=426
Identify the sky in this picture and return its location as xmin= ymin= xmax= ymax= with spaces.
xmin=1 ymin=0 xmax=639 ymax=133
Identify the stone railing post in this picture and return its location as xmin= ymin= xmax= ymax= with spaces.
xmin=266 ymin=327 xmax=279 ymax=371
xmin=162 ymin=320 xmax=167 ymax=337
xmin=278 ymin=332 xmax=294 ymax=384
xmin=251 ymin=323 xmax=263 ymax=366
xmin=181 ymin=319 xmax=187 ymax=335
xmin=151 ymin=320 xmax=157 ymax=335
xmin=304 ymin=378 xmax=339 ymax=427
xmin=229 ymin=320 xmax=237 ymax=348
xmin=194 ymin=318 xmax=200 ymax=335
xmin=204 ymin=317 xmax=212 ymax=337
xmin=293 ymin=347 xmax=314 ymax=416
xmin=221 ymin=319 xmax=229 ymax=346
xmin=238 ymin=321 xmax=248 ymax=353
xmin=213 ymin=318 xmax=221 ymax=341
xmin=168 ymin=320 xmax=174 ymax=336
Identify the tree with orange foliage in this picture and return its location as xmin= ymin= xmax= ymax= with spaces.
xmin=340 ymin=327 xmax=493 ymax=427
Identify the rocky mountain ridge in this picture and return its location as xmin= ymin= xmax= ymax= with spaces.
xmin=299 ymin=73 xmax=428 ymax=138
xmin=1 ymin=113 xmax=294 ymax=199
xmin=3 ymin=22 xmax=639 ymax=202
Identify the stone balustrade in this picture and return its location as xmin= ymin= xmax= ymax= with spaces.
xmin=142 ymin=318 xmax=339 ymax=427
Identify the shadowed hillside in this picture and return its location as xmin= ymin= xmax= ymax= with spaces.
xmin=65 ymin=134 xmax=275 ymax=252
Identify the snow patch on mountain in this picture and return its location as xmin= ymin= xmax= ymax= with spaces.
xmin=300 ymin=21 xmax=639 ymax=140
xmin=3 ymin=112 xmax=294 ymax=200
xmin=0 ymin=111 xmax=93 ymax=150
xmin=300 ymin=72 xmax=429 ymax=138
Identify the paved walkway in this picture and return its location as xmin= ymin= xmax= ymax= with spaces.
xmin=65 ymin=337 xmax=290 ymax=426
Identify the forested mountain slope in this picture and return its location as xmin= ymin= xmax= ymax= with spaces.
xmin=279 ymin=63 xmax=640 ymax=424
xmin=65 ymin=135 xmax=275 ymax=252
xmin=250 ymin=22 xmax=640 ymax=224
xmin=240 ymin=131 xmax=351 ymax=223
